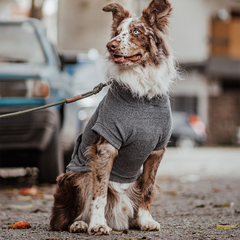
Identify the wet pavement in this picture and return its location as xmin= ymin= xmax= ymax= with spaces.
xmin=0 ymin=147 xmax=240 ymax=240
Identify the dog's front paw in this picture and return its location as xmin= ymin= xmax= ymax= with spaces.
xmin=138 ymin=208 xmax=160 ymax=231
xmin=140 ymin=219 xmax=160 ymax=231
xmin=69 ymin=221 xmax=88 ymax=233
xmin=88 ymin=224 xmax=112 ymax=235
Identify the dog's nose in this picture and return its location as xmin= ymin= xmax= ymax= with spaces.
xmin=107 ymin=40 xmax=119 ymax=51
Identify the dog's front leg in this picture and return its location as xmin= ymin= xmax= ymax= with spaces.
xmin=137 ymin=148 xmax=165 ymax=231
xmin=88 ymin=136 xmax=118 ymax=235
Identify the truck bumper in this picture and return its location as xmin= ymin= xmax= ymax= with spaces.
xmin=0 ymin=108 xmax=59 ymax=151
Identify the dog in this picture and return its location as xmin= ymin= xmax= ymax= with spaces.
xmin=50 ymin=0 xmax=177 ymax=236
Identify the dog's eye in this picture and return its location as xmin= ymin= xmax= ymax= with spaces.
xmin=134 ymin=30 xmax=140 ymax=35
xmin=115 ymin=32 xmax=119 ymax=37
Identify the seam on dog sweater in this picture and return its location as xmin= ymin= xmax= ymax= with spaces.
xmin=66 ymin=82 xmax=172 ymax=183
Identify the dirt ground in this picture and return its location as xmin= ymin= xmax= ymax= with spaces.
xmin=0 ymin=174 xmax=240 ymax=240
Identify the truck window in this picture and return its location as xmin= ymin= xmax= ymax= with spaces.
xmin=0 ymin=22 xmax=46 ymax=63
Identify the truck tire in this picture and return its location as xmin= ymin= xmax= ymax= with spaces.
xmin=38 ymin=117 xmax=64 ymax=184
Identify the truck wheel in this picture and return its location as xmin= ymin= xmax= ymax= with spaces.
xmin=38 ymin=119 xmax=64 ymax=184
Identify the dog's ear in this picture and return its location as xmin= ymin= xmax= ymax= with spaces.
xmin=142 ymin=0 xmax=172 ymax=32
xmin=102 ymin=3 xmax=130 ymax=30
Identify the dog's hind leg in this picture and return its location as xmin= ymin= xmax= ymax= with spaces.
xmin=50 ymin=171 xmax=89 ymax=231
xmin=87 ymin=136 xmax=118 ymax=235
xmin=68 ymin=172 xmax=93 ymax=233
xmin=137 ymin=147 xmax=165 ymax=231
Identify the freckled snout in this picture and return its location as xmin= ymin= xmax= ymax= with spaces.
xmin=106 ymin=40 xmax=119 ymax=52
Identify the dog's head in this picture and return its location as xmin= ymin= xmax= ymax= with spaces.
xmin=103 ymin=0 xmax=172 ymax=67
xmin=103 ymin=0 xmax=177 ymax=99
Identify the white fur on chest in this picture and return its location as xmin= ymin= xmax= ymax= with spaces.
xmin=105 ymin=55 xmax=176 ymax=99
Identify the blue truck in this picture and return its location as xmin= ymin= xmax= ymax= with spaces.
xmin=0 ymin=18 xmax=80 ymax=183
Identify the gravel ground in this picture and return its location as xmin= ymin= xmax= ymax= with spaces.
xmin=1 ymin=175 xmax=240 ymax=240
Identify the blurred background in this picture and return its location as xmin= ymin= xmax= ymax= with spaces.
xmin=0 ymin=0 xmax=240 ymax=184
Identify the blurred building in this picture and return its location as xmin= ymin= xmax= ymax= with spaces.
xmin=168 ymin=0 xmax=240 ymax=146
xmin=58 ymin=0 xmax=240 ymax=146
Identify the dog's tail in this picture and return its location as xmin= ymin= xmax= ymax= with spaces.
xmin=50 ymin=172 xmax=83 ymax=231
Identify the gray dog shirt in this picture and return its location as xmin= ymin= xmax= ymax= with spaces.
xmin=66 ymin=82 xmax=172 ymax=183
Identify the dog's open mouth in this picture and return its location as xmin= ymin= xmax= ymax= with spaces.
xmin=113 ymin=54 xmax=142 ymax=63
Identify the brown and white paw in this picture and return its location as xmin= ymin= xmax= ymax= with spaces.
xmin=69 ymin=221 xmax=88 ymax=233
xmin=88 ymin=223 xmax=112 ymax=235
xmin=140 ymin=219 xmax=160 ymax=231
xmin=138 ymin=208 xmax=160 ymax=231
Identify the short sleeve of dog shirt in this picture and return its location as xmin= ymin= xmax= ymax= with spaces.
xmin=91 ymin=122 xmax=122 ymax=150
xmin=154 ymin=123 xmax=172 ymax=151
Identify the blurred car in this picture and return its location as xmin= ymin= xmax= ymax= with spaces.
xmin=169 ymin=111 xmax=207 ymax=148
xmin=0 ymin=18 xmax=79 ymax=183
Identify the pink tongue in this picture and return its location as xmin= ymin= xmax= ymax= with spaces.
xmin=113 ymin=56 xmax=129 ymax=63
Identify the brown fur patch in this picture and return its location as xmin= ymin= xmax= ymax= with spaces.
xmin=139 ymin=148 xmax=166 ymax=212
xmin=130 ymin=19 xmax=169 ymax=65
xmin=50 ymin=172 xmax=90 ymax=231
xmin=90 ymin=136 xmax=118 ymax=200
xmin=142 ymin=0 xmax=172 ymax=33
xmin=104 ymin=184 xmax=120 ymax=220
